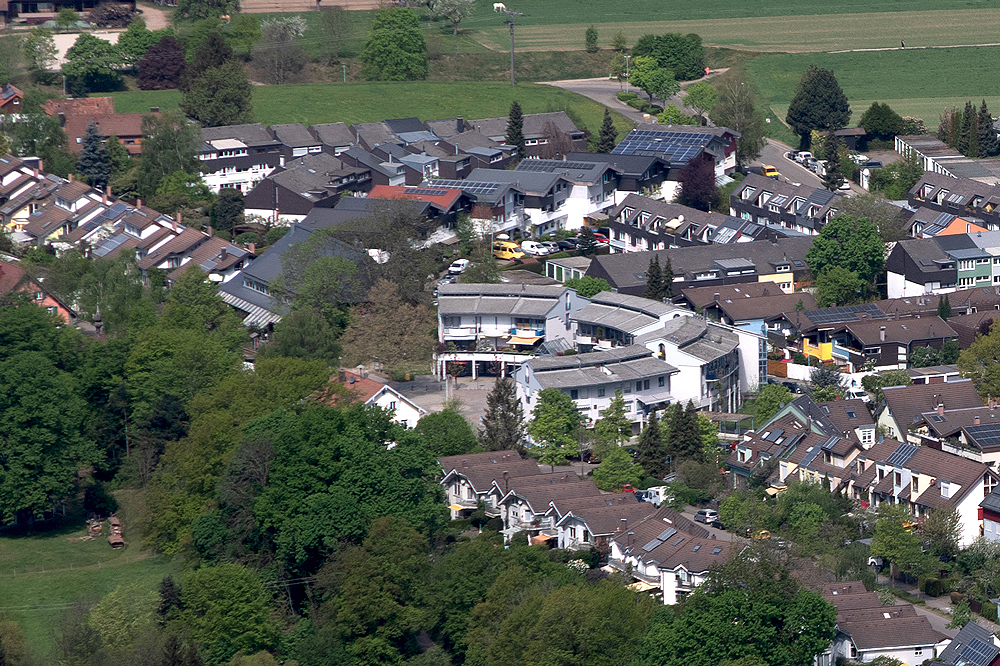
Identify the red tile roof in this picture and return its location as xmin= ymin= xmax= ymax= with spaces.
xmin=368 ymin=184 xmax=462 ymax=212
xmin=42 ymin=97 xmax=115 ymax=117
xmin=63 ymin=114 xmax=150 ymax=155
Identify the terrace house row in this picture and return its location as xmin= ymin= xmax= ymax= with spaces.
xmin=730 ymin=173 xmax=844 ymax=236
xmin=885 ymin=231 xmax=1000 ymax=297
xmin=585 ymin=236 xmax=814 ymax=295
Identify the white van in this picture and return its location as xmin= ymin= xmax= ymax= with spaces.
xmin=520 ymin=240 xmax=550 ymax=257
xmin=845 ymin=387 xmax=871 ymax=404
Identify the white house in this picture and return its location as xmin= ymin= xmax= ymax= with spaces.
xmin=515 ymin=345 xmax=679 ymax=431
xmin=608 ymin=508 xmax=741 ymax=604
xmin=438 ymin=451 xmax=542 ymax=519
xmin=331 ymin=370 xmax=427 ymax=429
xmin=199 ymin=124 xmax=283 ymax=194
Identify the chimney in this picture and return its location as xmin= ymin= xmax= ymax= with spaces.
xmin=976 ymin=415 xmax=981 ymax=425
xmin=879 ymin=326 xmax=886 ymax=341
xmin=102 ymin=186 xmax=108 ymax=205
xmin=136 ymin=198 xmax=142 ymax=209
xmin=338 ymin=368 xmax=346 ymax=383
xmin=219 ymin=247 xmax=227 ymax=261
xmin=207 ymin=225 xmax=213 ymax=237
xmin=172 ymin=216 xmax=177 ymax=232
xmin=991 ymin=398 xmax=997 ymax=410
xmin=68 ymin=173 xmax=73 ymax=182
xmin=248 ymin=242 xmax=256 ymax=254
xmin=38 ymin=159 xmax=43 ymax=173
xmin=457 ymin=116 xmax=464 ymax=133
xmin=177 ymin=212 xmax=182 ymax=227
xmin=32 ymin=166 xmax=38 ymax=178
xmin=938 ymin=403 xmax=945 ymax=417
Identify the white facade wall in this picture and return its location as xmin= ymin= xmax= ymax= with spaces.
xmin=887 ymin=269 xmax=958 ymax=299
xmin=956 ymin=484 xmax=987 ymax=547
xmin=369 ymin=388 xmax=424 ymax=429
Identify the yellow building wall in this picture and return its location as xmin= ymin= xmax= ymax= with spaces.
xmin=803 ymin=339 xmax=833 ymax=361
xmin=757 ymin=273 xmax=795 ymax=294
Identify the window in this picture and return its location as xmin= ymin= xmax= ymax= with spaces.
xmin=597 ymin=388 xmax=605 ymax=397
xmin=915 ymin=649 xmax=923 ymax=657
xmin=644 ymin=379 xmax=650 ymax=390
xmin=861 ymin=428 xmax=874 ymax=444
xmin=34 ymin=291 xmax=43 ymax=301
xmin=636 ymin=381 xmax=642 ymax=392
xmin=894 ymin=471 xmax=902 ymax=487
xmin=658 ymin=376 xmax=665 ymax=387
xmin=570 ymin=389 xmax=579 ymax=400
xmin=986 ymin=473 xmax=997 ymax=497
xmin=389 ymin=401 xmax=396 ymax=410
xmin=912 ymin=476 xmax=919 ymax=493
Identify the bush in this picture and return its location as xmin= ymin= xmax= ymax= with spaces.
xmin=264 ymin=227 xmax=289 ymax=246
xmin=951 ymin=591 xmax=968 ymax=605
xmin=235 ymin=231 xmax=261 ymax=245
xmin=646 ymin=105 xmax=663 ymax=115
xmin=983 ymin=602 xmax=999 ymax=623
xmin=617 ymin=91 xmax=638 ymax=101
xmin=792 ymin=351 xmax=809 ymax=365
xmin=924 ymin=577 xmax=945 ymax=597
xmin=485 ymin=517 xmax=503 ymax=532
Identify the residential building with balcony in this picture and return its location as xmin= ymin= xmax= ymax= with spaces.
xmin=829 ymin=316 xmax=957 ymax=371
xmin=542 ymin=494 xmax=652 ymax=551
xmin=199 ymin=123 xmax=284 ymax=194
xmin=607 ymin=194 xmax=722 ymax=253
xmin=430 ymin=178 xmax=521 ymax=234
xmin=571 ymin=291 xmax=689 ymax=351
xmin=512 ymin=158 xmax=619 ymax=231
xmin=438 ymin=451 xmax=543 ymax=519
xmin=886 ymin=238 xmax=958 ymax=297
xmin=608 ymin=507 xmax=739 ymax=604
xmin=677 ymin=283 xmax=817 ymax=335
xmin=850 ymin=438 xmax=998 ymax=546
xmin=463 ymin=167 xmax=576 ymax=236
xmin=875 ymin=379 xmax=984 ymax=443
xmin=584 ymin=237 xmax=813 ymax=296
xmin=495 ymin=476 xmax=603 ymax=541
xmin=515 ymin=345 xmax=679 ymax=430
xmin=612 ymin=125 xmax=740 ymax=181
xmin=565 ymin=153 xmax=671 ymax=205
xmin=730 ymin=173 xmax=843 ymax=235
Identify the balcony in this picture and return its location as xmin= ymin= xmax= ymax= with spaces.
xmin=443 ymin=327 xmax=478 ymax=339
xmin=802 ymin=340 xmax=833 ymax=361
xmin=575 ymin=334 xmax=596 ymax=346
xmin=510 ymin=328 xmax=545 ymax=337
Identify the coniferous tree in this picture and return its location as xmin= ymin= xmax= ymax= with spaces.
xmin=821 ymin=134 xmax=844 ymax=191
xmin=785 ymin=65 xmax=851 ymax=148
xmin=959 ymin=101 xmax=974 ymax=156
xmin=77 ymin=121 xmax=110 ymax=190
xmin=479 ymin=377 xmax=526 ymax=453
xmin=158 ymin=575 xmax=181 ymax=622
xmin=938 ymin=294 xmax=952 ymax=320
xmin=597 ymin=107 xmax=618 ymax=153
xmin=667 ymin=401 xmax=701 ymax=462
xmin=663 ymin=257 xmax=674 ymax=298
xmin=968 ymin=103 xmax=980 ymax=158
xmin=979 ymin=100 xmax=999 ymax=157
xmin=636 ymin=410 xmax=668 ymax=478
xmin=644 ymin=255 xmax=663 ymax=300
xmin=577 ymin=227 xmax=599 ymax=257
xmin=506 ymin=101 xmax=525 ymax=160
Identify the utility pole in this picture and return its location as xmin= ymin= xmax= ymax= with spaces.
xmin=500 ymin=7 xmax=523 ymax=86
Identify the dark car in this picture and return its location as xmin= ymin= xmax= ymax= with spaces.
xmin=557 ymin=239 xmax=577 ymax=251
xmin=782 ymin=381 xmax=805 ymax=394
xmin=863 ymin=160 xmax=883 ymax=168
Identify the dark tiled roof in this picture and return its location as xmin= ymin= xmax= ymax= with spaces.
xmin=882 ymin=379 xmax=983 ymax=432
xmin=839 ymin=616 xmax=948 ymax=650
xmin=938 ymin=621 xmax=1000 ymax=666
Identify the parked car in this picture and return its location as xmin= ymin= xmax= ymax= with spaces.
xmin=621 ymin=484 xmax=636 ymax=493
xmin=520 ymin=240 xmax=550 ymax=256
xmin=782 ymin=381 xmax=804 ymax=394
xmin=807 ymin=158 xmax=819 ymax=172
xmin=863 ymin=160 xmax=883 ymax=169
xmin=786 ymin=150 xmax=799 ymax=161
xmin=795 ymin=151 xmax=813 ymax=164
xmin=492 ymin=240 xmax=525 ymax=261
xmin=439 ymin=274 xmax=457 ymax=286
xmin=448 ymin=258 xmax=470 ymax=275
xmin=592 ymin=232 xmax=610 ymax=245
xmin=845 ymin=387 xmax=872 ymax=404
xmin=557 ymin=239 xmax=577 ymax=251
xmin=849 ymin=153 xmax=870 ymax=165
xmin=694 ymin=509 xmax=719 ymax=524
xmin=839 ymin=179 xmax=852 ymax=191
xmin=540 ymin=241 xmax=561 ymax=254
xmin=761 ymin=164 xmax=780 ymax=179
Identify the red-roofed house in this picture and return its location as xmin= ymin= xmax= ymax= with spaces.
xmin=325 ymin=369 xmax=427 ymax=428
xmin=61 ymin=113 xmax=153 ymax=156
xmin=0 ymin=259 xmax=74 ymax=324
xmin=367 ymin=184 xmax=464 ymax=227
xmin=0 ymin=84 xmax=23 ymax=114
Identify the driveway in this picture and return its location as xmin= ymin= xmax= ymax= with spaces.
xmin=749 ymin=139 xmax=867 ymax=195
xmin=678 ymin=506 xmax=735 ymax=542
xmin=540 ymin=68 xmax=731 ymax=126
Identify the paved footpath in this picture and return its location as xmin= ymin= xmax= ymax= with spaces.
xmin=875 ymin=573 xmax=1000 ymax=638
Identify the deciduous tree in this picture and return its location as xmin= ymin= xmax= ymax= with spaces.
xmin=320 ymin=6 xmax=349 ymax=62
xmin=137 ymin=35 xmax=185 ymax=90
xmin=814 ymin=266 xmax=865 ymax=308
xmin=683 ymin=81 xmax=718 ymax=124
xmin=593 ymin=446 xmax=643 ymax=490
xmin=432 ymin=0 xmax=476 ymax=36
xmin=958 ymin=323 xmax=1000 ymax=399
xmin=181 ymin=60 xmax=254 ymax=127
xmin=528 ymin=388 xmax=581 ymax=467
xmin=711 ymin=70 xmax=767 ymax=166
xmin=806 ymin=214 xmax=885 ymax=286
xmin=136 ymin=111 xmax=200 ymax=199
xmin=340 ymin=279 xmax=436 ymax=377
xmin=751 ymin=384 xmax=793 ymax=425
xmin=563 ymin=276 xmax=610 ymax=298
xmin=257 ymin=306 xmax=342 ymax=366
xmin=209 ymin=188 xmax=244 ymax=236
xmin=360 ymin=7 xmax=428 ymax=81
xmin=786 ymin=65 xmax=850 ymax=148
xmin=870 ymin=503 xmax=926 ymax=582
xmin=61 ymin=32 xmax=124 ymax=93
xmin=414 ymin=409 xmax=477 ymax=456
xmin=594 ymin=390 xmax=631 ymax=457
xmin=252 ymin=17 xmax=308 ymax=85
xmin=22 ymin=28 xmax=56 ymax=80
xmin=630 ymin=56 xmax=679 ymax=102
xmin=679 ymin=153 xmax=719 ymax=211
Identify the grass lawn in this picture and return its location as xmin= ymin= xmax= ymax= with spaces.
xmin=747 ymin=45 xmax=1000 ymax=127
xmin=469 ymin=6 xmax=1000 ymax=53
xmin=107 ymin=81 xmax=635 ymax=139
xmin=0 ymin=521 xmax=178 ymax=656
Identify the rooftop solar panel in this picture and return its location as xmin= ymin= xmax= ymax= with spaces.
xmin=886 ymin=443 xmax=919 ymax=467
xmin=960 ymin=638 xmax=998 ymax=666
xmin=657 ymin=527 xmax=678 ymax=541
xmin=642 ymin=538 xmax=663 ymax=552
xmin=405 ymin=188 xmax=450 ymax=196
xmin=804 ymin=303 xmax=885 ymax=325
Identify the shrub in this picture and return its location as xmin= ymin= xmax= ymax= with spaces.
xmin=983 ymin=602 xmax=999 ymax=623
xmin=264 ymin=227 xmax=289 ymax=246
xmin=235 ymin=231 xmax=261 ymax=245
xmin=924 ymin=578 xmax=945 ymax=597
xmin=792 ymin=351 xmax=809 ymax=365
xmin=617 ymin=91 xmax=638 ymax=102
xmin=646 ymin=105 xmax=663 ymax=115
xmin=485 ymin=517 xmax=503 ymax=532
xmin=951 ymin=591 xmax=968 ymax=605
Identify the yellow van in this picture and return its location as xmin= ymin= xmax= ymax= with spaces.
xmin=493 ymin=240 xmax=525 ymax=260
xmin=761 ymin=164 xmax=780 ymax=179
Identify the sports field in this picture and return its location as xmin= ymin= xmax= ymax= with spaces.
xmin=107 ymin=81 xmax=634 ymax=140
xmin=747 ymin=46 xmax=1000 ymax=126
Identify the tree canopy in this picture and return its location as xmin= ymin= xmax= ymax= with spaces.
xmin=806 ymin=214 xmax=885 ymax=287
xmin=360 ymin=8 xmax=428 ymax=81
xmin=786 ymin=65 xmax=851 ymax=146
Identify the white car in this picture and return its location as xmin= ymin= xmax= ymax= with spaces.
xmin=845 ymin=387 xmax=872 ymax=404
xmin=839 ymin=179 xmax=852 ymax=191
xmin=520 ymin=240 xmax=550 ymax=257
xmin=448 ymin=259 xmax=470 ymax=275
xmin=795 ymin=151 xmax=813 ymax=164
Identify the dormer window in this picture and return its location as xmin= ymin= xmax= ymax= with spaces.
xmin=776 ymin=264 xmax=790 ymax=272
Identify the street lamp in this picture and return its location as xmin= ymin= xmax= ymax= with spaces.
xmin=624 ymin=55 xmax=632 ymax=94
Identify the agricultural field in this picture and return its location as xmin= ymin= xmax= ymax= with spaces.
xmin=107 ymin=81 xmax=635 ymax=141
xmin=747 ymin=46 xmax=1000 ymax=127
xmin=0 ymin=522 xmax=177 ymax=655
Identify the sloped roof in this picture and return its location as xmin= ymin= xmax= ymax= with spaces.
xmin=882 ymin=379 xmax=983 ymax=432
xmin=938 ymin=621 xmax=1000 ymax=666
xmin=42 ymin=96 xmax=115 ymax=116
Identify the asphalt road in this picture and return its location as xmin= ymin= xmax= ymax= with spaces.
xmin=750 ymin=139 xmax=865 ymax=195
xmin=679 ymin=506 xmax=735 ymax=542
